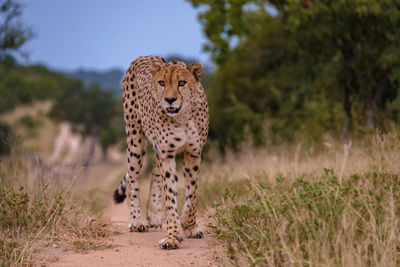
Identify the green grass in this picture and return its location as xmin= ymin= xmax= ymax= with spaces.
xmin=176 ymin=177 xmax=250 ymax=213
xmin=199 ymin=131 xmax=400 ymax=266
xmin=208 ymin=170 xmax=400 ymax=266
xmin=0 ymin=183 xmax=64 ymax=264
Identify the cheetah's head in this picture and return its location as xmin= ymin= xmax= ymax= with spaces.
xmin=151 ymin=61 xmax=203 ymax=117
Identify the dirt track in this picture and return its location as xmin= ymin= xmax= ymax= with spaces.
xmin=51 ymin=202 xmax=219 ymax=267
xmin=44 ymin=123 xmax=220 ymax=266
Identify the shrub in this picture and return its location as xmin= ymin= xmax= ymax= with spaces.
xmin=210 ymin=170 xmax=400 ymax=266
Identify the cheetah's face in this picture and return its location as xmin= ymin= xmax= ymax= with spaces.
xmin=151 ymin=62 xmax=203 ymax=117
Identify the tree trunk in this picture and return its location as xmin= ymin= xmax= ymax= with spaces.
xmin=82 ymin=134 xmax=97 ymax=174
xmin=366 ymin=103 xmax=377 ymax=129
xmin=340 ymin=45 xmax=357 ymax=144
xmin=341 ymin=83 xmax=352 ymax=144
xmin=341 ymin=96 xmax=353 ymax=144
xmin=365 ymin=73 xmax=387 ymax=129
xmin=102 ymin=147 xmax=108 ymax=162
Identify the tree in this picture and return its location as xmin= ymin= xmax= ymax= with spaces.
xmin=282 ymin=0 xmax=400 ymax=140
xmin=0 ymin=0 xmax=33 ymax=61
xmin=189 ymin=0 xmax=400 ymax=147
xmin=50 ymin=82 xmax=121 ymax=164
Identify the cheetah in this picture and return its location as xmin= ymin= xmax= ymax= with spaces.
xmin=113 ymin=56 xmax=209 ymax=249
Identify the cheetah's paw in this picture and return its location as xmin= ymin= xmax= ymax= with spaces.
xmin=158 ymin=235 xmax=181 ymax=250
xmin=128 ymin=219 xmax=149 ymax=232
xmin=184 ymin=226 xmax=204 ymax=239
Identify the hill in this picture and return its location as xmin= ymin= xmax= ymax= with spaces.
xmin=66 ymin=68 xmax=124 ymax=96
xmin=0 ymin=63 xmax=78 ymax=113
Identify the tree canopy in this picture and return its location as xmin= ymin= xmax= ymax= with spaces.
xmin=50 ymin=81 xmax=123 ymax=154
xmin=0 ymin=0 xmax=33 ymax=61
xmin=189 ymin=0 xmax=400 ymax=149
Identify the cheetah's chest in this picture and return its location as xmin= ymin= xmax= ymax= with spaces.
xmin=144 ymin=118 xmax=201 ymax=156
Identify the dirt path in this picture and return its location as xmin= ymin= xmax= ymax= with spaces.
xmin=44 ymin=126 xmax=220 ymax=266
xmin=51 ymin=201 xmax=219 ymax=267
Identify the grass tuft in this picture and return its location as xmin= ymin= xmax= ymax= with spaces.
xmin=202 ymin=132 xmax=400 ymax=266
xmin=0 ymin=149 xmax=112 ymax=265
xmin=210 ymin=171 xmax=400 ymax=266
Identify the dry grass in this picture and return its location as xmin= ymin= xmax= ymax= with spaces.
xmin=199 ymin=130 xmax=400 ymax=266
xmin=0 ymin=101 xmax=130 ymax=265
xmin=0 ymin=100 xmax=59 ymax=157
xmin=0 ymin=149 xmax=113 ymax=266
xmin=201 ymin=131 xmax=400 ymax=186
xmin=4 ymin=101 xmax=399 ymax=266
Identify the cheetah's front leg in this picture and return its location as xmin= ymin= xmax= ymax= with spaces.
xmin=180 ymin=152 xmax=203 ymax=238
xmin=125 ymin=125 xmax=148 ymax=233
xmin=158 ymin=156 xmax=183 ymax=249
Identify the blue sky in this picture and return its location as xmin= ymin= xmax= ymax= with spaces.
xmin=18 ymin=0 xmax=210 ymax=71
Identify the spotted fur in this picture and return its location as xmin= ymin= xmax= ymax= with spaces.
xmin=113 ymin=56 xmax=209 ymax=249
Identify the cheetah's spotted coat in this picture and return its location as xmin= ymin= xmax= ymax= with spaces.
xmin=113 ymin=56 xmax=209 ymax=249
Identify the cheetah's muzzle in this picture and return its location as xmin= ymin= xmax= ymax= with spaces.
xmin=166 ymin=106 xmax=181 ymax=114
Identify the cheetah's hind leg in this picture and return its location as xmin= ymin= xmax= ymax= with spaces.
xmin=146 ymin=157 xmax=164 ymax=228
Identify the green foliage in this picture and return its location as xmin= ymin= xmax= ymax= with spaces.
xmin=210 ymin=170 xmax=400 ymax=266
xmin=189 ymin=0 xmax=400 ymax=149
xmin=99 ymin=128 xmax=118 ymax=151
xmin=0 ymin=64 xmax=74 ymax=113
xmin=17 ymin=115 xmax=43 ymax=137
xmin=50 ymin=82 xmax=124 ymax=151
xmin=283 ymin=0 xmax=400 ymax=136
xmin=0 ymin=180 xmax=66 ymax=264
xmin=0 ymin=61 xmax=125 ymax=151
xmin=50 ymin=83 xmax=118 ymax=135
xmin=0 ymin=0 xmax=33 ymax=60
xmin=0 ymin=184 xmax=65 ymax=234
xmin=178 ymin=177 xmax=251 ymax=212
xmin=98 ymin=99 xmax=125 ymax=151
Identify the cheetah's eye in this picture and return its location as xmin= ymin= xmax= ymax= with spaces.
xmin=178 ymin=80 xmax=186 ymax=87
xmin=158 ymin=80 xmax=165 ymax=87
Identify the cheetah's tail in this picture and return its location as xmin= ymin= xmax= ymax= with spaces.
xmin=113 ymin=172 xmax=128 ymax=204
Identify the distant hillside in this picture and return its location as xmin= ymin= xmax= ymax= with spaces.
xmin=0 ymin=63 xmax=81 ymax=113
xmin=66 ymin=68 xmax=124 ymax=96
xmin=65 ymin=58 xmax=213 ymax=96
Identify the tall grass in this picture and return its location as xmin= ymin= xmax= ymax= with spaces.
xmin=200 ymin=131 xmax=400 ymax=266
xmin=0 ymin=149 xmax=111 ymax=266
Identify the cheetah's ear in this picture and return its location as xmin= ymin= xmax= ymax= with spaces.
xmin=150 ymin=62 xmax=162 ymax=76
xmin=188 ymin=62 xmax=203 ymax=82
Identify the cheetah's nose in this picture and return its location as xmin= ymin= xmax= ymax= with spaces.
xmin=164 ymin=97 xmax=177 ymax=105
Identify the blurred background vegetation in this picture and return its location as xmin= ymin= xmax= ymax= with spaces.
xmin=189 ymin=0 xmax=400 ymax=150
xmin=2 ymin=0 xmax=400 ymax=157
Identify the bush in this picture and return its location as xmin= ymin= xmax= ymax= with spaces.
xmin=210 ymin=170 xmax=400 ymax=266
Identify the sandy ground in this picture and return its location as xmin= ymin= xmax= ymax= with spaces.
xmin=46 ymin=163 xmax=221 ymax=267
xmin=49 ymin=202 xmax=219 ymax=267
